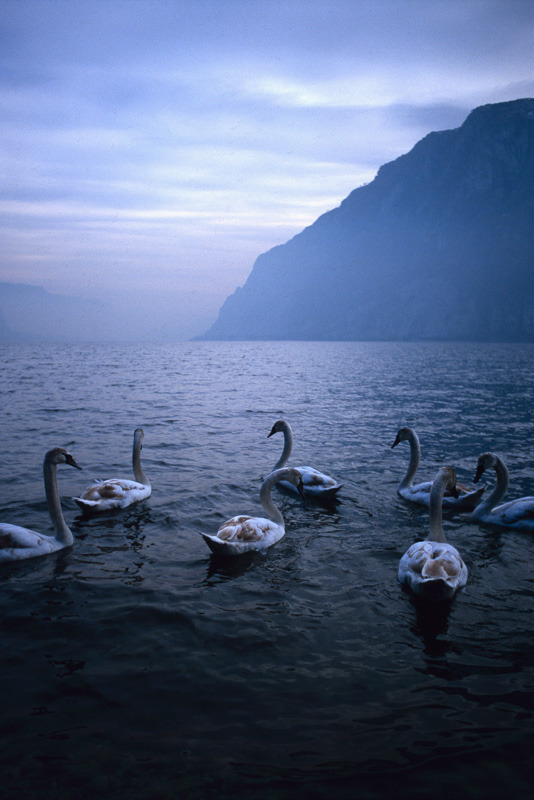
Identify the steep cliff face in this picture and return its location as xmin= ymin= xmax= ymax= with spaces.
xmin=201 ymin=99 xmax=534 ymax=341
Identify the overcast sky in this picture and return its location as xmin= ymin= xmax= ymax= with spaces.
xmin=1 ymin=0 xmax=533 ymax=339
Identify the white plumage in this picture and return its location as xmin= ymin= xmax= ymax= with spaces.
xmin=0 ymin=447 xmax=82 ymax=563
xmin=391 ymin=427 xmax=484 ymax=510
xmin=200 ymin=467 xmax=304 ymax=556
xmin=471 ymin=452 xmax=534 ymax=532
xmin=267 ymin=420 xmax=342 ymax=500
xmin=398 ymin=466 xmax=468 ymax=600
xmin=73 ymin=428 xmax=151 ymax=513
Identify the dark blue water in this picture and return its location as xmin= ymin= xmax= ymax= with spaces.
xmin=1 ymin=341 xmax=533 ymax=800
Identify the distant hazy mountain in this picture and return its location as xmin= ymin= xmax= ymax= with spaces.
xmin=0 ymin=282 xmax=107 ymax=343
xmin=0 ymin=281 xmax=210 ymax=343
xmin=0 ymin=307 xmax=21 ymax=341
xmin=200 ymin=99 xmax=534 ymax=341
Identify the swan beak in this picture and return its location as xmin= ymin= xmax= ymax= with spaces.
xmin=451 ymin=483 xmax=459 ymax=498
xmin=66 ymin=453 xmax=83 ymax=470
xmin=391 ymin=434 xmax=400 ymax=449
xmin=473 ymin=464 xmax=484 ymax=484
xmin=267 ymin=427 xmax=276 ymax=438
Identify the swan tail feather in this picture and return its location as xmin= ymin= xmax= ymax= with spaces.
xmin=199 ymin=532 xmax=226 ymax=555
xmin=452 ymin=484 xmax=486 ymax=510
xmin=73 ymin=497 xmax=100 ymax=512
xmin=305 ymin=483 xmax=343 ymax=499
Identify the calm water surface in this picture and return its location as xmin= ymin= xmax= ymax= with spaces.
xmin=1 ymin=341 xmax=533 ymax=800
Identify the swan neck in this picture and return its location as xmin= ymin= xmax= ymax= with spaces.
xmin=274 ymin=424 xmax=293 ymax=471
xmin=476 ymin=457 xmax=510 ymax=514
xmin=427 ymin=473 xmax=448 ymax=543
xmin=399 ymin=431 xmax=420 ymax=489
xmin=43 ymin=459 xmax=73 ymax=545
xmin=132 ymin=437 xmax=149 ymax=485
xmin=260 ymin=471 xmax=285 ymax=527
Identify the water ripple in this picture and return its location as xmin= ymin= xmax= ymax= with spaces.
xmin=0 ymin=341 xmax=533 ymax=799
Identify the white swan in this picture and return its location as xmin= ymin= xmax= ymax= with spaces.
xmin=73 ymin=428 xmax=151 ymax=513
xmin=391 ymin=427 xmax=484 ymax=510
xmin=267 ymin=420 xmax=342 ymax=500
xmin=398 ymin=466 xmax=468 ymax=600
xmin=200 ymin=467 xmax=304 ymax=556
xmin=471 ymin=452 xmax=534 ymax=532
xmin=0 ymin=447 xmax=82 ymax=563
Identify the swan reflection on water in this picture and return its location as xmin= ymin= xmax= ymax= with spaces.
xmin=0 ymin=543 xmax=73 ymax=582
xmin=204 ymin=550 xmax=257 ymax=583
xmin=408 ymin=594 xmax=459 ymax=660
xmin=75 ymin=503 xmax=153 ymax=541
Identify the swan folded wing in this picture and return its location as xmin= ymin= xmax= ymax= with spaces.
xmin=403 ymin=482 xmax=483 ymax=509
xmin=408 ymin=480 xmax=467 ymax=498
xmin=283 ymin=466 xmax=342 ymax=498
xmin=217 ymin=515 xmax=278 ymax=542
xmin=493 ymin=497 xmax=534 ymax=526
xmin=399 ymin=543 xmax=467 ymax=599
xmin=298 ymin=466 xmax=337 ymax=487
xmin=400 ymin=542 xmax=465 ymax=580
xmin=401 ymin=541 xmax=433 ymax=572
xmin=81 ymin=479 xmax=147 ymax=500
xmin=0 ymin=525 xmax=58 ymax=561
xmin=200 ymin=515 xmax=284 ymax=556
xmin=443 ymin=484 xmax=485 ymax=509
xmin=456 ymin=482 xmax=478 ymax=495
xmin=421 ymin=552 xmax=464 ymax=580
xmin=404 ymin=481 xmax=432 ymax=496
xmin=74 ymin=479 xmax=151 ymax=512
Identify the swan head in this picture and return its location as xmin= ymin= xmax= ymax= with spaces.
xmin=435 ymin=466 xmax=459 ymax=498
xmin=277 ymin=467 xmax=305 ymax=498
xmin=391 ymin=427 xmax=414 ymax=448
xmin=133 ymin=428 xmax=145 ymax=446
xmin=474 ymin=452 xmax=498 ymax=483
xmin=45 ymin=447 xmax=82 ymax=470
xmin=267 ymin=420 xmax=289 ymax=438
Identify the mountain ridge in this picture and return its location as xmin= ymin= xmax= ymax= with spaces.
xmin=200 ymin=99 xmax=534 ymax=341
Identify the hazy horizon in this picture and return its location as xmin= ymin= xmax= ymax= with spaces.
xmin=1 ymin=0 xmax=534 ymax=341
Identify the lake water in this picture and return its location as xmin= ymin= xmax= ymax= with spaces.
xmin=1 ymin=341 xmax=533 ymax=800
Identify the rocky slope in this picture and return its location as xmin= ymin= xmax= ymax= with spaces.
xmin=200 ymin=99 xmax=534 ymax=341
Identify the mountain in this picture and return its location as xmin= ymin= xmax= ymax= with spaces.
xmin=200 ymin=99 xmax=534 ymax=341
xmin=0 ymin=308 xmax=21 ymax=342
xmin=0 ymin=282 xmax=215 ymax=343
xmin=0 ymin=282 xmax=107 ymax=343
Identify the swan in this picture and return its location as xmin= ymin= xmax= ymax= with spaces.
xmin=200 ymin=467 xmax=304 ymax=556
xmin=398 ymin=466 xmax=468 ymax=600
xmin=267 ymin=420 xmax=342 ymax=500
xmin=73 ymin=428 xmax=151 ymax=513
xmin=471 ymin=452 xmax=534 ymax=532
xmin=391 ymin=427 xmax=484 ymax=510
xmin=0 ymin=447 xmax=82 ymax=563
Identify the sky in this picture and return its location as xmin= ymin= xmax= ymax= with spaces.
xmin=1 ymin=0 xmax=534 ymax=340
